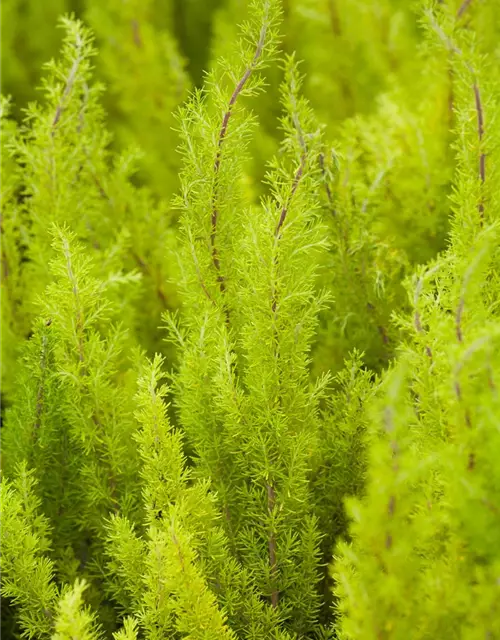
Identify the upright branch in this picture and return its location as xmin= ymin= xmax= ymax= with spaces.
xmin=274 ymin=61 xmax=308 ymax=243
xmin=413 ymin=278 xmax=433 ymax=360
xmin=51 ymin=21 xmax=93 ymax=132
xmin=427 ymin=7 xmax=486 ymax=219
xmin=52 ymin=55 xmax=82 ymax=130
xmin=48 ymin=230 xmax=124 ymax=510
xmin=383 ymin=398 xmax=400 ymax=551
xmin=273 ymin=153 xmax=307 ymax=241
xmin=457 ymin=0 xmax=474 ymax=19
xmin=473 ymin=80 xmax=485 ymax=217
xmin=456 ymin=297 xmax=465 ymax=343
xmin=326 ymin=0 xmax=341 ymax=37
xmin=211 ymin=7 xmax=271 ymax=296
xmin=260 ymin=61 xmax=323 ymax=622
xmin=34 ymin=328 xmax=50 ymax=435
xmin=271 ymin=64 xmax=309 ymax=313
xmin=270 ymin=151 xmax=307 ymax=319
xmin=0 ymin=469 xmax=59 ymax=637
xmin=131 ymin=19 xmax=143 ymax=49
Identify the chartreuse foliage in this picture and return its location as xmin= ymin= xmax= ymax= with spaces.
xmin=333 ymin=2 xmax=500 ymax=638
xmin=172 ymin=3 xmax=330 ymax=627
xmin=2 ymin=0 xmax=500 ymax=638
xmin=1 ymin=17 xmax=181 ymax=385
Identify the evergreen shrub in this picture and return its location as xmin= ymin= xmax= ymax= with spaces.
xmin=2 ymin=0 xmax=500 ymax=638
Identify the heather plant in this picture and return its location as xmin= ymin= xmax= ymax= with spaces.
xmin=1 ymin=17 xmax=182 ymax=386
xmin=2 ymin=0 xmax=500 ymax=638
xmin=333 ymin=2 xmax=500 ymax=638
xmin=172 ymin=16 xmax=329 ymax=630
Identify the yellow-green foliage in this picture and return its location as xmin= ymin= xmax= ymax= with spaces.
xmin=2 ymin=1 xmax=500 ymax=638
xmin=333 ymin=3 xmax=500 ymax=638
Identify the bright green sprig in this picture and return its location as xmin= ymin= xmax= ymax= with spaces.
xmin=1 ymin=465 xmax=58 ymax=639
xmin=52 ymin=580 xmax=101 ymax=640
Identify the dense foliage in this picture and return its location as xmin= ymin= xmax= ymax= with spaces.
xmin=2 ymin=0 xmax=500 ymax=638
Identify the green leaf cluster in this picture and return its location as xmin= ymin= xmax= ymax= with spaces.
xmin=2 ymin=1 xmax=500 ymax=638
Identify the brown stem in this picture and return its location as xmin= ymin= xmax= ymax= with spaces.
xmin=456 ymin=297 xmax=465 ymax=343
xmin=468 ymin=452 xmax=475 ymax=470
xmin=1 ymin=251 xmax=8 ymax=279
xmin=211 ymin=17 xmax=269 ymax=295
xmin=454 ymin=377 xmax=472 ymax=427
xmin=131 ymin=19 xmax=143 ymax=48
xmin=384 ymin=423 xmax=400 ymax=553
xmin=319 ymin=152 xmax=335 ymax=214
xmin=465 ymin=410 xmax=472 ymax=428
xmin=189 ymin=241 xmax=217 ymax=308
xmin=274 ymin=154 xmax=307 ymax=239
xmin=377 ymin=324 xmax=389 ymax=346
xmin=457 ymin=0 xmax=474 ymax=19
xmin=482 ymin=497 xmax=500 ymax=515
xmin=438 ymin=11 xmax=485 ymax=220
xmin=130 ymin=249 xmax=168 ymax=308
xmin=0 ymin=216 xmax=9 ymax=280
xmin=327 ymin=0 xmax=341 ymax=36
xmin=383 ymin=406 xmax=394 ymax=433
xmin=366 ymin=301 xmax=389 ymax=351
xmin=488 ymin=364 xmax=496 ymax=390
xmin=52 ymin=51 xmax=83 ymax=132
xmin=271 ymin=154 xmax=307 ymax=314
xmin=414 ymin=311 xmax=433 ymax=359
xmin=76 ymin=82 xmax=89 ymax=135
xmin=43 ymin=608 xmax=54 ymax=623
xmin=273 ymin=71 xmax=308 ymax=241
xmin=88 ymin=160 xmax=111 ymax=202
xmin=414 ymin=310 xmax=423 ymax=333
xmin=473 ymin=81 xmax=486 ymax=218
xmin=326 ymin=0 xmax=354 ymax=111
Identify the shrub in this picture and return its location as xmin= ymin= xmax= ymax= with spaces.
xmin=2 ymin=1 xmax=499 ymax=638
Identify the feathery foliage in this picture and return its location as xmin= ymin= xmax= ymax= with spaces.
xmin=2 ymin=0 xmax=500 ymax=638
